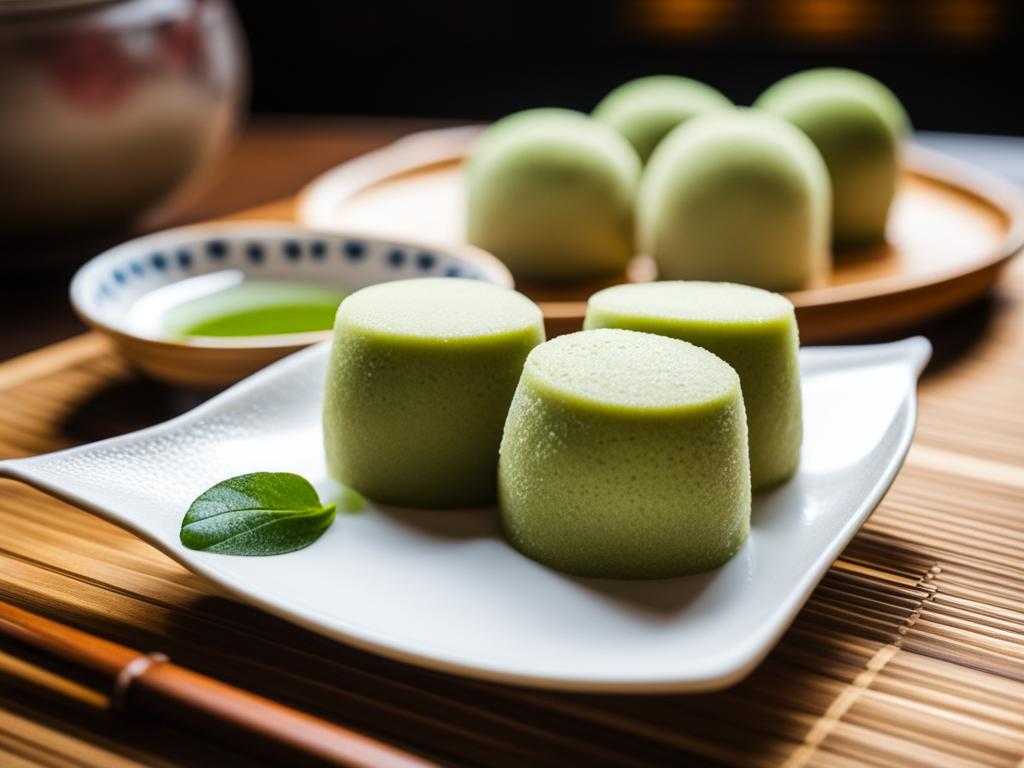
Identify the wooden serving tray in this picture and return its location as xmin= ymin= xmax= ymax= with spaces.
xmin=298 ymin=126 xmax=1024 ymax=342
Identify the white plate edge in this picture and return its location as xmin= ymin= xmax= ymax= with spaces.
xmin=0 ymin=336 xmax=932 ymax=693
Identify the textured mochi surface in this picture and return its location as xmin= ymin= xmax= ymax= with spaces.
xmin=585 ymin=281 xmax=803 ymax=490
xmin=755 ymin=68 xmax=909 ymax=250
xmin=592 ymin=75 xmax=733 ymax=163
xmin=639 ymin=110 xmax=830 ymax=292
xmin=323 ymin=278 xmax=544 ymax=509
xmin=467 ymin=108 xmax=640 ymax=283
xmin=499 ymin=329 xmax=751 ymax=579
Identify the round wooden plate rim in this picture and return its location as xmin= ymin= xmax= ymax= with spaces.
xmin=537 ymin=147 xmax=1024 ymax=322
xmin=294 ymin=126 xmax=1024 ymax=345
xmin=297 ymin=126 xmax=1024 ymax=309
xmin=793 ymin=144 xmax=1024 ymax=305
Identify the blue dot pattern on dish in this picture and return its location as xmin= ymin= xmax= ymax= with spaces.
xmin=343 ymin=241 xmax=366 ymax=260
xmin=87 ymin=235 xmax=495 ymax=322
xmin=207 ymin=240 xmax=228 ymax=260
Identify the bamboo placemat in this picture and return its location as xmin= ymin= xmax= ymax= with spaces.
xmin=0 ymin=234 xmax=1021 ymax=766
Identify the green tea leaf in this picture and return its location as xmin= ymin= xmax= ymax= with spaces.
xmin=180 ymin=472 xmax=336 ymax=556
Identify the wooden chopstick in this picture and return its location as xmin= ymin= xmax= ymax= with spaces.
xmin=0 ymin=600 xmax=437 ymax=768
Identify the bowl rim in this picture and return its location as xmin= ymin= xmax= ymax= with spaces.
xmin=69 ymin=220 xmax=515 ymax=352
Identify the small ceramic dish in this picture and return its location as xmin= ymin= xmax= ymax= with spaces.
xmin=0 ymin=336 xmax=931 ymax=693
xmin=70 ymin=221 xmax=513 ymax=388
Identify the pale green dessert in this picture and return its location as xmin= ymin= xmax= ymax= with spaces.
xmin=639 ymin=110 xmax=830 ymax=292
xmin=499 ymin=329 xmax=750 ymax=579
xmin=755 ymin=68 xmax=910 ymax=250
xmin=323 ymin=278 xmax=544 ymax=508
xmin=592 ymin=75 xmax=733 ymax=163
xmin=585 ymin=281 xmax=802 ymax=490
xmin=467 ymin=108 xmax=640 ymax=283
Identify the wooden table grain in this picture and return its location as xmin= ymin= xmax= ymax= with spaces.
xmin=0 ymin=119 xmax=1022 ymax=767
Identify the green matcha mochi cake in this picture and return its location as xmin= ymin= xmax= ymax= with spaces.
xmin=323 ymin=278 xmax=544 ymax=509
xmin=585 ymin=281 xmax=802 ymax=490
xmin=755 ymin=68 xmax=910 ymax=250
xmin=638 ymin=110 xmax=830 ymax=292
xmin=467 ymin=108 xmax=640 ymax=283
xmin=592 ymin=75 xmax=733 ymax=164
xmin=499 ymin=329 xmax=750 ymax=579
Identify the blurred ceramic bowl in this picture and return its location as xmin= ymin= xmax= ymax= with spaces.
xmin=70 ymin=221 xmax=515 ymax=389
xmin=0 ymin=0 xmax=246 ymax=237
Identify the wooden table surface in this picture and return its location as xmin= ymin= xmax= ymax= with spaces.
xmin=0 ymin=118 xmax=1022 ymax=767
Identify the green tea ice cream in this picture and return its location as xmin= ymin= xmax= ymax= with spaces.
xmin=592 ymin=75 xmax=733 ymax=163
xmin=585 ymin=281 xmax=802 ymax=490
xmin=324 ymin=278 xmax=544 ymax=508
xmin=467 ymin=108 xmax=640 ymax=283
xmin=638 ymin=110 xmax=830 ymax=292
xmin=755 ymin=68 xmax=909 ymax=249
xmin=499 ymin=329 xmax=750 ymax=579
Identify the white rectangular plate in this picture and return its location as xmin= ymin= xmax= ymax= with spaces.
xmin=0 ymin=337 xmax=930 ymax=693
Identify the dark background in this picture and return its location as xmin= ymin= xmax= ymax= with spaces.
xmin=235 ymin=0 xmax=1021 ymax=134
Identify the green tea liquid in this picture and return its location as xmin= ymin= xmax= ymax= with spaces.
xmin=164 ymin=281 xmax=347 ymax=338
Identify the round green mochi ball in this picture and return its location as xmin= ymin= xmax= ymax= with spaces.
xmin=585 ymin=281 xmax=802 ymax=490
xmin=639 ymin=110 xmax=830 ymax=292
xmin=592 ymin=75 xmax=733 ymax=164
xmin=499 ymin=328 xmax=751 ymax=579
xmin=467 ymin=108 xmax=640 ymax=283
xmin=755 ymin=68 xmax=910 ymax=250
xmin=323 ymin=278 xmax=544 ymax=509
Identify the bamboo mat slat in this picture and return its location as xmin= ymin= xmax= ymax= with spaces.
xmin=0 ymin=262 xmax=1022 ymax=766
